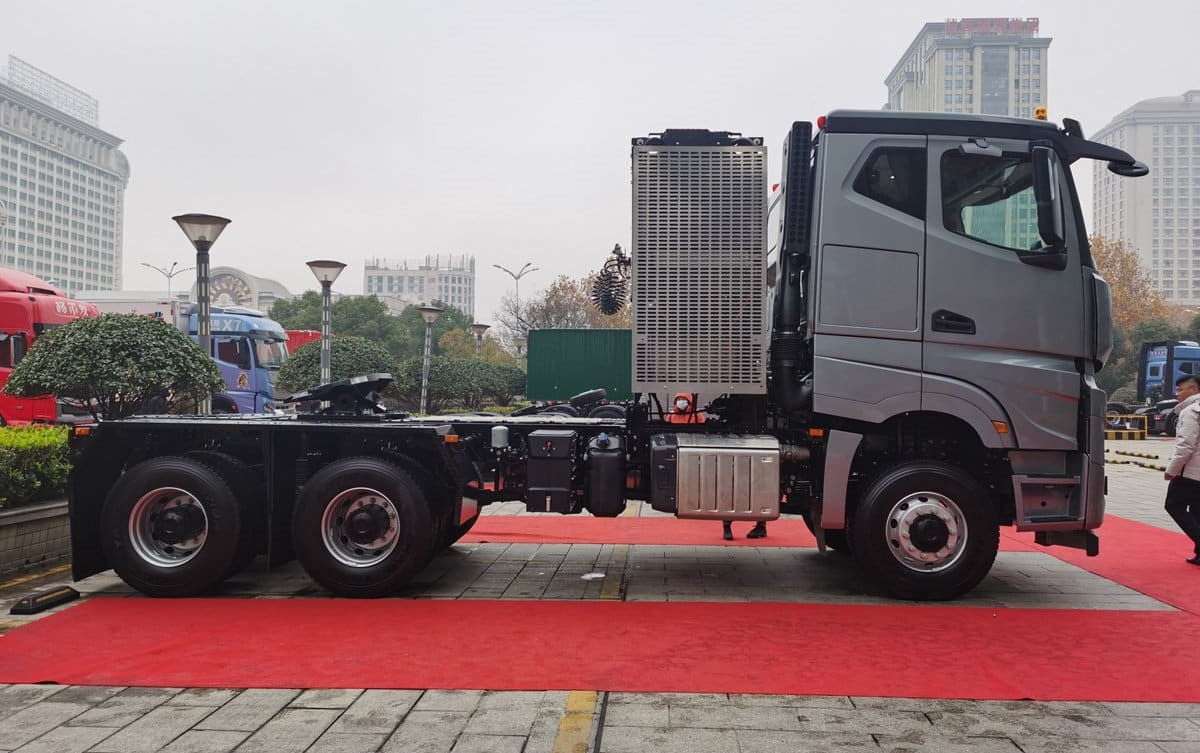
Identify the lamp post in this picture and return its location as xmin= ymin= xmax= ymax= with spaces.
xmin=173 ymin=214 xmax=231 ymax=414
xmin=140 ymin=261 xmax=195 ymax=303
xmin=492 ymin=262 xmax=538 ymax=318
xmin=469 ymin=322 xmax=490 ymax=359
xmin=514 ymin=336 xmax=526 ymax=372
xmin=418 ymin=305 xmax=442 ymax=414
xmin=306 ymin=260 xmax=347 ymax=386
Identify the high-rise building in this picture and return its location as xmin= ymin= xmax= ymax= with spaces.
xmin=885 ymin=18 xmax=1049 ymax=118
xmin=0 ymin=56 xmax=129 ymax=295
xmin=1093 ymin=91 xmax=1200 ymax=304
xmin=363 ymin=254 xmax=475 ymax=316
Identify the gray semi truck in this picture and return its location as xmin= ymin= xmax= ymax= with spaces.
xmin=65 ymin=110 xmax=1146 ymax=601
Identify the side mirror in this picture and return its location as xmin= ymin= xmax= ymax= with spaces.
xmin=1032 ymin=146 xmax=1064 ymax=248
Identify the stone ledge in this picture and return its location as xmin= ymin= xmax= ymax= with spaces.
xmin=0 ymin=498 xmax=70 ymax=577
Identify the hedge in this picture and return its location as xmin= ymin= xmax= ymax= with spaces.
xmin=0 ymin=426 xmax=70 ymax=509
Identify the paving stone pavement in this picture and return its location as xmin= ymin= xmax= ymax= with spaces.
xmin=1 ymin=437 xmax=1198 ymax=752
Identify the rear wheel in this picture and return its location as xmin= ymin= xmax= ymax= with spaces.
xmin=851 ymin=461 xmax=998 ymax=601
xmin=292 ymin=457 xmax=433 ymax=597
xmin=100 ymin=456 xmax=244 ymax=597
xmin=184 ymin=451 xmax=260 ymax=578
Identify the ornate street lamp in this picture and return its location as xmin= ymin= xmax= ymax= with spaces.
xmin=418 ymin=305 xmax=442 ymax=414
xmin=306 ymin=260 xmax=347 ymax=386
xmin=172 ymin=213 xmax=231 ymax=414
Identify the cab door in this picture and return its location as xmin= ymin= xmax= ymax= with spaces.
xmin=923 ymin=137 xmax=1084 ymax=449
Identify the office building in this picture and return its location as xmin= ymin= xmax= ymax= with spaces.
xmin=1093 ymin=91 xmax=1200 ymax=303
xmin=0 ymin=56 xmax=129 ymax=295
xmin=363 ymin=254 xmax=475 ymax=316
xmin=885 ymin=18 xmax=1049 ymax=118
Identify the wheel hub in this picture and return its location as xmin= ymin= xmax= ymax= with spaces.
xmin=321 ymin=487 xmax=401 ymax=568
xmin=129 ymin=488 xmax=209 ymax=568
xmin=152 ymin=505 xmax=206 ymax=545
xmin=885 ymin=491 xmax=967 ymax=572
xmin=345 ymin=505 xmax=391 ymax=545
xmin=908 ymin=514 xmax=950 ymax=553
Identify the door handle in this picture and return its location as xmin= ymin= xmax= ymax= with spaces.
xmin=931 ymin=309 xmax=976 ymax=335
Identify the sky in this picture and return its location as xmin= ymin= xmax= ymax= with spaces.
xmin=2 ymin=0 xmax=1196 ymax=325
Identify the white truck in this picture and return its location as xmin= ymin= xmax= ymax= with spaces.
xmin=66 ymin=110 xmax=1145 ymax=601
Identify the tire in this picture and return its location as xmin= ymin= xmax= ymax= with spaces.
xmin=587 ymin=405 xmax=626 ymax=419
xmin=100 ymin=456 xmax=244 ymax=597
xmin=801 ymin=508 xmax=850 ymax=553
xmin=184 ymin=451 xmax=261 ymax=578
xmin=441 ymin=512 xmax=480 ymax=548
xmin=850 ymin=461 xmax=998 ymax=601
xmin=292 ymin=456 xmax=433 ymax=597
xmin=1105 ymin=410 xmax=1123 ymax=429
xmin=1167 ymin=413 xmax=1178 ymax=437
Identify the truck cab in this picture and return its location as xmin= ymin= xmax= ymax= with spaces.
xmin=179 ymin=305 xmax=288 ymax=414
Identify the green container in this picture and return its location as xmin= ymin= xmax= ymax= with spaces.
xmin=526 ymin=329 xmax=632 ymax=402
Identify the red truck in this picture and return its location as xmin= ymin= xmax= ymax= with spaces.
xmin=0 ymin=268 xmax=98 ymax=425
xmin=286 ymin=329 xmax=321 ymax=355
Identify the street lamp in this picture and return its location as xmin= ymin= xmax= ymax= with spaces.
xmin=173 ymin=213 xmax=231 ymax=415
xmin=418 ymin=305 xmax=442 ymax=414
xmin=493 ymin=261 xmax=538 ymax=317
xmin=514 ymin=335 xmax=526 ymax=372
xmin=306 ymin=260 xmax=347 ymax=386
xmin=140 ymin=261 xmax=195 ymax=303
xmin=469 ymin=322 xmax=490 ymax=359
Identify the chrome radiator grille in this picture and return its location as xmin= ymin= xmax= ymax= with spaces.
xmin=630 ymin=139 xmax=768 ymax=395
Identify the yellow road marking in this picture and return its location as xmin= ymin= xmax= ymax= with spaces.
xmin=0 ymin=563 xmax=71 ymax=591
xmin=600 ymin=545 xmax=628 ymax=601
xmin=552 ymin=690 xmax=599 ymax=753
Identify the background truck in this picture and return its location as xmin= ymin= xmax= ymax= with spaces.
xmin=66 ymin=110 xmax=1146 ymax=602
xmin=285 ymin=329 xmax=321 ymax=355
xmin=0 ymin=268 xmax=98 ymax=426
xmin=84 ymin=297 xmax=288 ymax=414
xmin=1136 ymin=339 xmax=1200 ymax=404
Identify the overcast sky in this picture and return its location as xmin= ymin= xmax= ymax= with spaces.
xmin=2 ymin=1 xmax=1195 ymax=323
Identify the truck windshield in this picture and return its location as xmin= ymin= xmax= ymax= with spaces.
xmin=255 ymin=339 xmax=286 ymax=370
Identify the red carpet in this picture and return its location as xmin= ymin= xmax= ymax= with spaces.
xmin=1 ymin=597 xmax=1198 ymax=701
xmin=463 ymin=516 xmax=1040 ymax=552
xmin=2 ymin=514 xmax=1198 ymax=700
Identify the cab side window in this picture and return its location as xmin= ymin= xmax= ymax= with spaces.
xmin=941 ymin=151 xmax=1041 ymax=252
xmin=852 ymin=147 xmax=926 ymax=220
xmin=215 ymin=337 xmax=252 ymax=369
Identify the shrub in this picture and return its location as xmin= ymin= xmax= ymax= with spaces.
xmin=277 ymin=335 xmax=399 ymax=396
xmin=3 ymin=314 xmax=224 ymax=420
xmin=0 ymin=426 xmax=69 ymax=508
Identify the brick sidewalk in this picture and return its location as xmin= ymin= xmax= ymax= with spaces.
xmin=1 ymin=449 xmax=1198 ymax=752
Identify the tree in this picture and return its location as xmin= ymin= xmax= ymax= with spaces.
xmin=2 ymin=314 xmax=224 ymax=420
xmin=1090 ymin=235 xmax=1168 ymax=332
xmin=395 ymin=302 xmax=473 ymax=362
xmin=269 ymin=291 xmax=323 ymax=330
xmin=495 ymin=273 xmax=631 ymax=345
xmin=276 ymin=335 xmax=399 ymax=396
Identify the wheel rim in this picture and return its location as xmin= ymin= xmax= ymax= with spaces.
xmin=320 ymin=486 xmax=401 ymax=568
xmin=884 ymin=490 xmax=967 ymax=573
xmin=129 ymin=486 xmax=209 ymax=568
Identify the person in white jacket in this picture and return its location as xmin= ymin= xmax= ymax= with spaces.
xmin=1162 ymin=375 xmax=1200 ymax=565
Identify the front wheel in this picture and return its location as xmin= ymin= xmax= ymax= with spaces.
xmin=293 ymin=457 xmax=433 ymax=597
xmin=851 ymin=461 xmax=998 ymax=601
